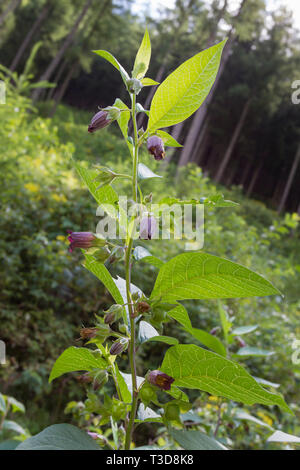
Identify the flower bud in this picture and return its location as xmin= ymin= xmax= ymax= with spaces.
xmin=131 ymin=292 xmax=140 ymax=302
xmin=126 ymin=78 xmax=143 ymax=95
xmin=88 ymin=106 xmax=120 ymax=133
xmin=146 ymin=370 xmax=175 ymax=391
xmin=144 ymin=193 xmax=152 ymax=204
xmin=88 ymin=110 xmax=111 ymax=133
xmin=139 ymin=213 xmax=157 ymax=240
xmin=93 ymin=370 xmax=108 ymax=390
xmin=93 ymin=167 xmax=117 ymax=188
xmin=80 ymin=327 xmax=98 ymax=340
xmin=235 ymin=336 xmax=246 ymax=348
xmin=110 ymin=338 xmax=128 ymax=356
xmin=67 ymin=231 xmax=97 ymax=252
xmin=210 ymin=326 xmax=220 ymax=336
xmin=77 ymin=372 xmax=93 ymax=384
xmin=137 ymin=301 xmax=150 ymax=313
xmin=104 ymin=304 xmax=124 ymax=324
xmin=147 ymin=135 xmax=165 ymax=160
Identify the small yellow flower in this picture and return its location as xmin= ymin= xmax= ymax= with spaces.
xmin=208 ymin=396 xmax=219 ymax=402
xmin=56 ymin=235 xmax=66 ymax=242
xmin=24 ymin=183 xmax=40 ymax=193
xmin=52 ymin=194 xmax=67 ymax=203
xmin=257 ymin=411 xmax=273 ymax=427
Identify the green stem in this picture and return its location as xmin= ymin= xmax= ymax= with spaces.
xmin=124 ymin=93 xmax=139 ymax=450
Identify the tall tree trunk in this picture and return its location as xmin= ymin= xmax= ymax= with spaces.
xmin=48 ymin=0 xmax=110 ymax=115
xmin=240 ymin=158 xmax=252 ymax=187
xmin=278 ymin=144 xmax=300 ymax=214
xmin=246 ymin=160 xmax=263 ymax=197
xmin=49 ymin=61 xmax=79 ymax=116
xmin=215 ymin=98 xmax=251 ymax=183
xmin=10 ymin=1 xmax=51 ymax=71
xmin=46 ymin=59 xmax=68 ymax=100
xmin=177 ymin=0 xmax=248 ymax=169
xmin=31 ymin=0 xmax=93 ymax=103
xmin=190 ymin=118 xmax=210 ymax=164
xmin=0 ymin=0 xmax=21 ymax=26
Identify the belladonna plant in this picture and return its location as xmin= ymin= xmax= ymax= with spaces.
xmin=22 ymin=28 xmax=292 ymax=451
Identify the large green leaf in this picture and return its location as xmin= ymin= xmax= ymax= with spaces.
xmin=234 ymin=410 xmax=273 ymax=430
xmin=148 ymin=40 xmax=226 ymax=131
xmin=167 ymin=304 xmax=192 ymax=330
xmin=185 ymin=327 xmax=226 ymax=357
xmin=231 ymin=325 xmax=258 ymax=335
xmin=235 ymin=346 xmax=275 ymax=358
xmin=73 ymin=161 xmax=118 ymax=220
xmin=0 ymin=393 xmax=6 ymax=413
xmin=114 ymin=364 xmax=132 ymax=404
xmin=84 ymin=255 xmax=124 ymax=305
xmin=156 ymin=130 xmax=182 ymax=148
xmin=138 ymin=163 xmax=162 ymax=180
xmin=138 ymin=321 xmax=159 ymax=343
xmin=146 ymin=335 xmax=179 ymax=346
xmin=0 ymin=440 xmax=20 ymax=450
xmin=2 ymin=420 xmax=27 ymax=435
xmin=49 ymin=347 xmax=106 ymax=383
xmin=16 ymin=424 xmax=100 ymax=450
xmin=161 ymin=345 xmax=291 ymax=413
xmin=150 ymin=252 xmax=280 ymax=301
xmin=93 ymin=50 xmax=129 ymax=84
xmin=113 ymin=98 xmax=132 ymax=155
xmin=132 ymin=28 xmax=151 ymax=79
xmin=267 ymin=430 xmax=300 ymax=444
xmin=170 ymin=429 xmax=227 ymax=450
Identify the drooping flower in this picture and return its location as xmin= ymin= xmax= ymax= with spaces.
xmin=139 ymin=213 xmax=157 ymax=240
xmin=67 ymin=231 xmax=96 ymax=252
xmin=88 ymin=106 xmax=120 ymax=133
xmin=146 ymin=370 xmax=175 ymax=391
xmin=79 ymin=327 xmax=98 ymax=340
xmin=88 ymin=110 xmax=111 ymax=133
xmin=147 ymin=135 xmax=165 ymax=160
xmin=136 ymin=301 xmax=150 ymax=313
xmin=110 ymin=338 xmax=129 ymax=356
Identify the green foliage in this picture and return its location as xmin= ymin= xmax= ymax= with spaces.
xmin=147 ymin=40 xmax=227 ymax=131
xmin=0 ymin=25 xmax=299 ymax=450
xmin=16 ymin=423 xmax=100 ymax=450
xmin=150 ymin=252 xmax=280 ymax=301
xmin=161 ymin=344 xmax=291 ymax=413
xmin=132 ymin=28 xmax=151 ymax=80
xmin=49 ymin=347 xmax=107 ymax=383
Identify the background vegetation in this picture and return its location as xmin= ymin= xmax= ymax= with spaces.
xmin=0 ymin=0 xmax=299 ymax=449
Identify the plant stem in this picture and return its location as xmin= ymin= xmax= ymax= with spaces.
xmin=124 ymin=93 xmax=139 ymax=450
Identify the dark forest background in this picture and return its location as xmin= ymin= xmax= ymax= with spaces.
xmin=1 ymin=0 xmax=300 ymax=447
xmin=1 ymin=0 xmax=299 ymax=212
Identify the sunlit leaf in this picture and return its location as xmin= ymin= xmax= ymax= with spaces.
xmin=93 ymin=50 xmax=129 ymax=84
xmin=151 ymin=252 xmax=280 ymax=301
xmin=171 ymin=429 xmax=227 ymax=450
xmin=148 ymin=40 xmax=227 ymax=131
xmin=161 ymin=344 xmax=291 ymax=413
xmin=49 ymin=347 xmax=106 ymax=383
xmin=132 ymin=28 xmax=151 ymax=79
xmin=16 ymin=424 xmax=100 ymax=450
